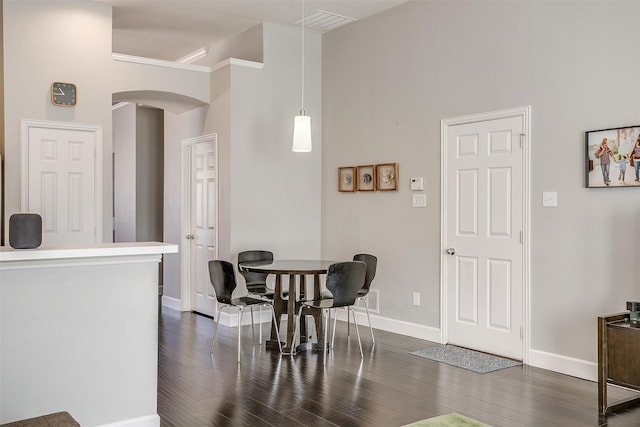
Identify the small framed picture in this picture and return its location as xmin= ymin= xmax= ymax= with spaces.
xmin=338 ymin=167 xmax=357 ymax=192
xmin=357 ymin=165 xmax=376 ymax=191
xmin=376 ymin=163 xmax=398 ymax=191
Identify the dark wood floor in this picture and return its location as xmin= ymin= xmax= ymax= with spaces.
xmin=157 ymin=307 xmax=640 ymax=426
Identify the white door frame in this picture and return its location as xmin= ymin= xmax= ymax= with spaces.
xmin=440 ymin=106 xmax=531 ymax=364
xmin=20 ymin=119 xmax=103 ymax=242
xmin=180 ymin=133 xmax=218 ymax=311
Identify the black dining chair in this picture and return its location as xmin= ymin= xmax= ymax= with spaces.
xmin=237 ymin=250 xmax=274 ymax=298
xmin=237 ymin=250 xmax=286 ymax=344
xmin=329 ymin=254 xmax=378 ymax=348
xmin=293 ymin=261 xmax=366 ymax=363
xmin=208 ymin=260 xmax=282 ymax=363
xmin=352 ymin=253 xmax=377 ymax=344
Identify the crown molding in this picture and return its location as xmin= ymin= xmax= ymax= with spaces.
xmin=211 ymin=58 xmax=264 ymax=72
xmin=177 ymin=47 xmax=209 ymax=64
xmin=112 ymin=53 xmax=211 ymax=73
xmin=113 ymin=53 xmax=263 ymax=74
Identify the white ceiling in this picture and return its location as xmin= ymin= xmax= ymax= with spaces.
xmin=100 ymin=0 xmax=409 ymax=62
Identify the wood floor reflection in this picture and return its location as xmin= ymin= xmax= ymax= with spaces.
xmin=157 ymin=307 xmax=639 ymax=426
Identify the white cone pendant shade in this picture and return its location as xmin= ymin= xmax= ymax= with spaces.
xmin=292 ymin=112 xmax=312 ymax=152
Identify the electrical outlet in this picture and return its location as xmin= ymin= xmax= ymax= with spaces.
xmin=412 ymin=292 xmax=420 ymax=306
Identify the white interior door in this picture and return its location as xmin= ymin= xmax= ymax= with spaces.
xmin=190 ymin=140 xmax=218 ymax=316
xmin=444 ymin=110 xmax=527 ymax=360
xmin=26 ymin=125 xmax=99 ymax=246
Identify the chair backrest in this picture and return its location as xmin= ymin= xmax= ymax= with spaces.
xmin=353 ymin=253 xmax=377 ymax=292
xmin=325 ymin=261 xmax=366 ymax=307
xmin=208 ymin=260 xmax=237 ymax=304
xmin=237 ymin=250 xmax=273 ymax=293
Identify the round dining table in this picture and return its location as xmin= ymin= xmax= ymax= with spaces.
xmin=238 ymin=259 xmax=337 ymax=354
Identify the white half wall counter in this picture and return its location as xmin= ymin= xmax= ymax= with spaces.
xmin=0 ymin=242 xmax=178 ymax=427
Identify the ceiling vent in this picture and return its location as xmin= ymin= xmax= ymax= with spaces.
xmin=294 ymin=10 xmax=357 ymax=33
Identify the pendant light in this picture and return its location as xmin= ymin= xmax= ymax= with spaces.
xmin=292 ymin=0 xmax=312 ymax=152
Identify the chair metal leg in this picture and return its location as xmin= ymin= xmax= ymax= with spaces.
xmin=328 ymin=310 xmax=333 ymax=348
xmin=258 ymin=305 xmax=263 ymax=344
xmin=361 ymin=298 xmax=375 ymax=344
xmin=211 ymin=305 xmax=226 ymax=353
xmin=348 ymin=307 xmax=363 ymax=358
xmin=331 ymin=309 xmax=338 ymax=350
xmin=237 ymin=307 xmax=244 ymax=363
xmin=323 ymin=309 xmax=330 ymax=365
xmin=250 ymin=306 xmax=255 ymax=346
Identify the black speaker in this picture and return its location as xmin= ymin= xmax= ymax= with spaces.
xmin=628 ymin=301 xmax=640 ymax=328
xmin=9 ymin=213 xmax=43 ymax=249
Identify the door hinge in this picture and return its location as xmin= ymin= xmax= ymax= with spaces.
xmin=520 ymin=134 xmax=526 ymax=148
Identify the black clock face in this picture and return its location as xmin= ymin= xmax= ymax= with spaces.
xmin=51 ymin=82 xmax=77 ymax=106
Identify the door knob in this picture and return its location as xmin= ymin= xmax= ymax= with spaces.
xmin=185 ymin=234 xmax=195 ymax=240
xmin=446 ymin=248 xmax=456 ymax=255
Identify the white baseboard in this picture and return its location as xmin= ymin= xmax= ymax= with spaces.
xmin=97 ymin=414 xmax=159 ymax=427
xmin=217 ymin=307 xmax=273 ymax=327
xmin=161 ymin=296 xmax=273 ymax=326
xmin=216 ymin=309 xmax=442 ymax=343
xmin=161 ymin=295 xmax=182 ymax=311
xmin=528 ymin=349 xmax=596 ymax=382
xmin=333 ymin=309 xmax=442 ymax=343
xmin=334 ymin=311 xmax=595 ymax=382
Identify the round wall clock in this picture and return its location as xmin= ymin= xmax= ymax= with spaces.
xmin=51 ymin=82 xmax=77 ymax=106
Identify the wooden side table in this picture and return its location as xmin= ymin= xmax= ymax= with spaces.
xmin=598 ymin=312 xmax=640 ymax=414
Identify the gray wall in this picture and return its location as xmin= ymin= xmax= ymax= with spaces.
xmin=2 ymin=0 xmax=114 ymax=241
xmin=113 ymin=103 xmax=136 ymax=242
xmin=229 ymin=24 xmax=322 ymax=260
xmin=135 ymin=106 xmax=164 ymax=242
xmin=203 ymin=24 xmax=264 ymax=66
xmin=322 ymin=0 xmax=640 ymax=377
xmin=112 ymin=105 xmax=164 ymax=244
xmin=0 ymin=0 xmax=4 ymax=245
xmin=201 ymin=23 xmax=323 ymax=294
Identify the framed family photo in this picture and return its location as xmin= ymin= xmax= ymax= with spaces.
xmin=585 ymin=125 xmax=640 ymax=188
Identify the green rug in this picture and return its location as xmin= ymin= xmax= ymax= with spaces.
xmin=402 ymin=413 xmax=491 ymax=427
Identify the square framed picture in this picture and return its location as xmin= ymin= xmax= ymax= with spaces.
xmin=338 ymin=166 xmax=357 ymax=192
xmin=357 ymin=165 xmax=376 ymax=191
xmin=376 ymin=163 xmax=398 ymax=191
xmin=585 ymin=125 xmax=640 ymax=188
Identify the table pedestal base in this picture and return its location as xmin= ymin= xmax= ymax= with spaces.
xmin=238 ymin=260 xmax=337 ymax=356
xmin=266 ymin=339 xmax=327 ymax=354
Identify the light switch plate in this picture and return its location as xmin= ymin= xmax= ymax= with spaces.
xmin=413 ymin=194 xmax=427 ymax=208
xmin=542 ymin=191 xmax=557 ymax=207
